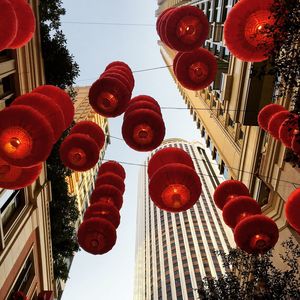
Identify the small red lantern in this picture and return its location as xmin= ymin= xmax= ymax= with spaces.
xmin=164 ymin=5 xmax=209 ymax=51
xmin=96 ymin=173 xmax=125 ymax=194
xmin=70 ymin=121 xmax=105 ymax=150
xmin=257 ymin=103 xmax=286 ymax=131
xmin=77 ymin=218 xmax=117 ymax=255
xmin=148 ymin=147 xmax=194 ymax=179
xmin=0 ymin=105 xmax=54 ymax=167
xmin=174 ymin=49 xmax=217 ymax=90
xmin=0 ymin=0 xmax=17 ymax=51
xmin=213 ymin=180 xmax=250 ymax=210
xmin=90 ymin=184 xmax=123 ymax=210
xmin=84 ymin=202 xmax=120 ymax=228
xmin=234 ymin=215 xmax=279 ymax=254
xmin=291 ymin=135 xmax=300 ymax=156
xmin=33 ymin=85 xmax=74 ymax=129
xmin=8 ymin=0 xmax=35 ymax=49
xmin=0 ymin=158 xmax=42 ymax=190
xmin=149 ymin=163 xmax=201 ymax=212
xmin=268 ymin=110 xmax=289 ymax=139
xmin=222 ymin=196 xmax=262 ymax=229
xmin=279 ymin=114 xmax=299 ymax=148
xmin=285 ymin=188 xmax=300 ymax=232
xmin=59 ymin=133 xmax=99 ymax=171
xmin=98 ymin=161 xmax=126 ymax=180
xmin=224 ymin=0 xmax=275 ymax=62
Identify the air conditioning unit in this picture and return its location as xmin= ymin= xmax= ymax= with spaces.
xmin=212 ymin=22 xmax=223 ymax=42
xmin=220 ymin=73 xmax=233 ymax=102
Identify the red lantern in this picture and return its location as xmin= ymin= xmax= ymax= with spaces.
xmin=100 ymin=69 xmax=133 ymax=93
xmin=59 ymin=133 xmax=99 ymax=171
xmin=164 ymin=6 xmax=209 ymax=51
xmin=84 ymin=202 xmax=120 ymax=228
xmin=0 ymin=0 xmax=17 ymax=51
xmin=90 ymin=184 xmax=123 ymax=210
xmin=156 ymin=7 xmax=175 ymax=40
xmin=257 ymin=103 xmax=286 ymax=131
xmin=33 ymin=85 xmax=74 ymax=129
xmin=291 ymin=135 xmax=300 ymax=156
xmin=285 ymin=188 xmax=300 ymax=232
xmin=12 ymin=93 xmax=65 ymax=142
xmin=279 ymin=114 xmax=299 ymax=148
xmin=89 ymin=76 xmax=131 ymax=117
xmin=234 ymin=215 xmax=279 ymax=254
xmin=124 ymin=100 xmax=162 ymax=119
xmin=224 ymin=0 xmax=275 ymax=62
xmin=222 ymin=196 xmax=262 ymax=229
xmin=159 ymin=8 xmax=176 ymax=49
xmin=77 ymin=218 xmax=117 ymax=255
xmin=213 ymin=180 xmax=250 ymax=210
xmin=96 ymin=173 xmax=125 ymax=195
xmin=0 ymin=157 xmax=42 ymax=190
xmin=0 ymin=106 xmax=54 ymax=167
xmin=105 ymin=61 xmax=132 ymax=73
xmin=128 ymin=95 xmax=160 ymax=108
xmin=268 ymin=110 xmax=289 ymax=139
xmin=8 ymin=0 xmax=35 ymax=49
xmin=70 ymin=121 xmax=105 ymax=149
xmin=122 ymin=109 xmax=165 ymax=151
xmin=148 ymin=147 xmax=194 ymax=179
xmin=98 ymin=161 xmax=126 ymax=180
xmin=149 ymin=163 xmax=201 ymax=212
xmin=174 ymin=49 xmax=217 ymax=90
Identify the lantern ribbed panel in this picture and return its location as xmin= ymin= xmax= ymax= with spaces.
xmin=257 ymin=103 xmax=286 ymax=131
xmin=268 ymin=110 xmax=289 ymax=139
xmin=105 ymin=65 xmax=134 ymax=90
xmin=128 ymin=95 xmax=160 ymax=108
xmin=100 ymin=70 xmax=132 ymax=93
xmin=279 ymin=114 xmax=299 ymax=148
xmin=124 ymin=100 xmax=162 ymax=119
xmin=285 ymin=188 xmax=300 ymax=232
xmin=98 ymin=161 xmax=126 ymax=180
xmin=156 ymin=7 xmax=175 ymax=40
xmin=96 ymin=173 xmax=125 ymax=195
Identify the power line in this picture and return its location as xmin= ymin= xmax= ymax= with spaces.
xmin=61 ymin=21 xmax=155 ymax=27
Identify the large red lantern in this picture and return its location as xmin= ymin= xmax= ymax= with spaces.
xmin=59 ymin=133 xmax=99 ymax=171
xmin=234 ymin=215 xmax=279 ymax=254
xmin=122 ymin=109 xmax=165 ymax=151
xmin=291 ymin=135 xmax=300 ymax=156
xmin=268 ymin=110 xmax=289 ymax=139
xmin=0 ymin=106 xmax=54 ymax=167
xmin=159 ymin=8 xmax=177 ymax=49
xmin=70 ymin=121 xmax=105 ymax=150
xmin=0 ymin=0 xmax=17 ymax=51
xmin=128 ymin=95 xmax=160 ymax=109
xmin=213 ymin=180 xmax=250 ymax=210
xmin=0 ymin=158 xmax=42 ymax=190
xmin=156 ymin=7 xmax=175 ymax=40
xmin=12 ymin=93 xmax=65 ymax=142
xmin=33 ymin=85 xmax=74 ymax=129
xmin=98 ymin=161 xmax=126 ymax=180
xmin=101 ymin=68 xmax=134 ymax=92
xmin=90 ymin=184 xmax=123 ymax=210
xmin=174 ymin=49 xmax=217 ymax=90
xmin=148 ymin=147 xmax=194 ymax=179
xmin=257 ymin=103 xmax=286 ymax=131
xmin=77 ymin=218 xmax=117 ymax=255
xmin=84 ymin=202 xmax=120 ymax=228
xmin=222 ymin=196 xmax=262 ymax=229
xmin=8 ymin=0 xmax=35 ymax=49
xmin=149 ymin=163 xmax=201 ymax=212
xmin=279 ymin=114 xmax=299 ymax=148
xmin=105 ymin=61 xmax=134 ymax=84
xmin=96 ymin=173 xmax=125 ymax=195
xmin=285 ymin=188 xmax=300 ymax=232
xmin=224 ymin=0 xmax=275 ymax=62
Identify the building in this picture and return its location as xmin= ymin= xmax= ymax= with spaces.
xmin=0 ymin=1 xmax=55 ymax=299
xmin=157 ymin=0 xmax=300 ymax=254
xmin=134 ymin=138 xmax=235 ymax=300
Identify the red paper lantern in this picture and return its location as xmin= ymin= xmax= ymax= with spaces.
xmin=234 ymin=215 xmax=279 ymax=254
xmin=148 ymin=147 xmax=194 ymax=179
xmin=124 ymin=100 xmax=162 ymax=119
xmin=84 ymin=202 xmax=120 ymax=228
xmin=100 ymin=69 xmax=133 ymax=93
xmin=257 ymin=103 xmax=286 ymax=131
xmin=90 ymin=184 xmax=123 ymax=210
xmin=159 ymin=8 xmax=176 ymax=48
xmin=0 ymin=0 xmax=17 ymax=51
xmin=224 ymin=0 xmax=275 ymax=62
xmin=174 ymin=49 xmax=217 ymax=90
xmin=222 ymin=196 xmax=262 ymax=229
xmin=0 ymin=157 xmax=42 ymax=190
xmin=156 ymin=7 xmax=175 ymax=40
xmin=33 ymin=85 xmax=74 ymax=129
xmin=122 ymin=109 xmax=165 ymax=151
xmin=98 ymin=161 xmax=126 ymax=180
xmin=12 ymin=93 xmax=65 ymax=142
xmin=96 ymin=173 xmax=125 ymax=194
xmin=70 ymin=121 xmax=105 ymax=149
xmin=0 ymin=106 xmax=54 ymax=167
xmin=128 ymin=95 xmax=160 ymax=108
xmin=77 ymin=218 xmax=117 ymax=255
xmin=8 ymin=0 xmax=35 ymax=49
xmin=285 ymin=188 xmax=300 ymax=232
xmin=59 ymin=133 xmax=99 ymax=171
xmin=149 ymin=163 xmax=201 ymax=212
xmin=279 ymin=114 xmax=299 ymax=148
xmin=213 ymin=180 xmax=250 ymax=210
xmin=291 ymin=135 xmax=300 ymax=156
xmin=268 ymin=110 xmax=289 ymax=139
xmin=164 ymin=6 xmax=209 ymax=51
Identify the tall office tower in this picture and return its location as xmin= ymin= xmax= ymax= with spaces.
xmin=157 ymin=0 xmax=299 ymax=252
xmin=134 ymin=139 xmax=235 ymax=300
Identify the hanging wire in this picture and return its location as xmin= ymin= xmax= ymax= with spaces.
xmin=61 ymin=21 xmax=155 ymax=27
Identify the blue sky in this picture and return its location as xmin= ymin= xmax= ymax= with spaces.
xmin=60 ymin=1 xmax=199 ymax=299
